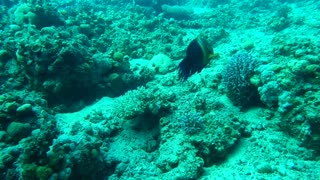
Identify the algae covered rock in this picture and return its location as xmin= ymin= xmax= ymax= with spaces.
xmin=6 ymin=122 xmax=32 ymax=142
xmin=107 ymin=73 xmax=125 ymax=96
xmin=161 ymin=5 xmax=194 ymax=19
xmin=13 ymin=4 xmax=36 ymax=25
xmin=13 ymin=3 xmax=64 ymax=29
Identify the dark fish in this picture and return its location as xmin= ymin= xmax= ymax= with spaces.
xmin=178 ymin=38 xmax=214 ymax=81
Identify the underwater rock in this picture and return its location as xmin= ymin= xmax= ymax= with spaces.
xmin=113 ymin=51 xmax=124 ymax=61
xmin=93 ymin=53 xmax=113 ymax=75
xmin=256 ymin=162 xmax=274 ymax=174
xmin=13 ymin=4 xmax=36 ymax=25
xmin=107 ymin=73 xmax=125 ymax=96
xmin=148 ymin=53 xmax=173 ymax=74
xmin=0 ymin=50 xmax=11 ymax=62
xmin=79 ymin=24 xmax=93 ymax=38
xmin=33 ymin=6 xmax=64 ymax=29
xmin=16 ymin=104 xmax=32 ymax=114
xmin=161 ymin=5 xmax=193 ymax=19
xmin=6 ymin=122 xmax=32 ymax=142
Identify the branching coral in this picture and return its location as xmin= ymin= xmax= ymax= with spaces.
xmin=222 ymin=52 xmax=258 ymax=107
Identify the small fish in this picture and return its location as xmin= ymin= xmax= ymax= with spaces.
xmin=178 ymin=38 xmax=214 ymax=81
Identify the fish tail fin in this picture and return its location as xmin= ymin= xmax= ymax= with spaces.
xmin=178 ymin=58 xmax=192 ymax=81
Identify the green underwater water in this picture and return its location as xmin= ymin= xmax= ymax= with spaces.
xmin=0 ymin=0 xmax=320 ymax=179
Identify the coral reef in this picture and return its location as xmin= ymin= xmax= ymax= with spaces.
xmin=180 ymin=111 xmax=204 ymax=134
xmin=1 ymin=2 xmax=153 ymax=112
